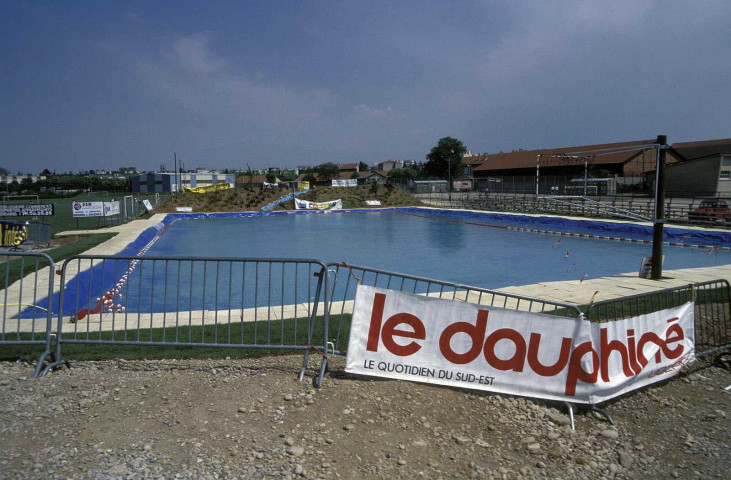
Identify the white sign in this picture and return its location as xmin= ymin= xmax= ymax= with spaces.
xmin=365 ymin=200 xmax=381 ymax=206
xmin=142 ymin=199 xmax=154 ymax=212
xmin=104 ymin=201 xmax=120 ymax=216
xmin=175 ymin=206 xmax=193 ymax=212
xmin=345 ymin=286 xmax=695 ymax=404
xmin=332 ymin=179 xmax=357 ymax=187
xmin=72 ymin=202 xmax=104 ymax=217
xmin=0 ymin=204 xmax=54 ymax=216
xmin=72 ymin=201 xmax=120 ymax=217
xmin=294 ymin=198 xmax=342 ymax=210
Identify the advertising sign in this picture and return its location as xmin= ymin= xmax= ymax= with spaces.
xmin=345 ymin=285 xmax=695 ymax=404
xmin=0 ymin=221 xmax=28 ymax=247
xmin=298 ymin=181 xmax=310 ymax=192
xmin=0 ymin=204 xmax=54 ymax=217
xmin=332 ymin=179 xmax=357 ymax=187
xmin=294 ymin=198 xmax=342 ymax=210
xmin=72 ymin=202 xmax=120 ymax=218
xmin=72 ymin=202 xmax=105 ymax=218
xmin=182 ymin=183 xmax=231 ymax=193
xmin=104 ymin=201 xmax=120 ymax=216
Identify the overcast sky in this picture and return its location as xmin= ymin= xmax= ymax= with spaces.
xmin=2 ymin=1 xmax=730 ymax=173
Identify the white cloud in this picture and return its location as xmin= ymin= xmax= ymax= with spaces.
xmin=353 ymin=104 xmax=400 ymax=120
xmin=169 ymin=34 xmax=227 ymax=75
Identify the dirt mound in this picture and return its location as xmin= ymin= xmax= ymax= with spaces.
xmin=156 ymin=185 xmax=421 ymax=213
xmin=156 ymin=188 xmax=286 ymax=213
xmin=296 ymin=184 xmax=421 ymax=209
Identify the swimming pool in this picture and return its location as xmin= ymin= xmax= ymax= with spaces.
xmin=146 ymin=208 xmax=730 ymax=289
xmin=28 ymin=207 xmax=731 ymax=318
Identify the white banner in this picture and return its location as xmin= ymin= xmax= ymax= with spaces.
xmin=104 ymin=201 xmax=120 ymax=216
xmin=0 ymin=204 xmax=54 ymax=216
xmin=332 ymin=179 xmax=357 ymax=187
xmin=72 ymin=202 xmax=104 ymax=217
xmin=294 ymin=198 xmax=342 ymax=210
xmin=345 ymin=286 xmax=695 ymax=404
xmin=72 ymin=201 xmax=120 ymax=217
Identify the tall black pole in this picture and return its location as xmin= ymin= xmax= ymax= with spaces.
xmin=448 ymin=150 xmax=453 ymax=204
xmin=174 ymin=152 xmax=177 ymax=195
xmin=651 ymin=135 xmax=667 ymax=280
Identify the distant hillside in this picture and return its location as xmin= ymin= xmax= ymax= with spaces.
xmin=156 ymin=184 xmax=421 ymax=213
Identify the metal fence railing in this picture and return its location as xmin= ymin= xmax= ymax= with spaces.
xmin=324 ymin=262 xmax=584 ymax=356
xmin=39 ymin=255 xmax=330 ymax=385
xmin=0 ymin=251 xmax=56 ymax=377
xmin=584 ymin=279 xmax=731 ymax=357
xmin=1 ymin=250 xmax=728 ymax=384
xmin=407 ymin=189 xmax=731 ymax=227
xmin=25 ymin=222 xmax=52 ymax=249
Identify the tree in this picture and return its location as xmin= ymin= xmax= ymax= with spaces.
xmin=315 ymin=162 xmax=340 ymax=181
xmin=424 ymin=137 xmax=467 ymax=181
xmin=265 ymin=173 xmax=277 ymax=183
xmin=358 ymin=161 xmax=369 ymax=172
xmin=388 ymin=167 xmax=417 ymax=185
xmin=20 ymin=177 xmax=36 ymax=192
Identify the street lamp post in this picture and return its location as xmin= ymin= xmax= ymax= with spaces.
xmin=448 ymin=149 xmax=453 ymax=204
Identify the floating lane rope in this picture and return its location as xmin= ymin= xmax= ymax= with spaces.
xmin=73 ymin=221 xmax=175 ymax=322
xmin=394 ymin=210 xmax=731 ymax=251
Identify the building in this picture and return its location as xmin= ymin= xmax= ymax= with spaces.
xmin=376 ymin=160 xmax=404 ymax=172
xmin=131 ymin=172 xmax=236 ymax=193
xmin=358 ymin=171 xmax=389 ymax=184
xmin=338 ymin=163 xmax=360 ymax=175
xmin=661 ymin=139 xmax=731 ymax=197
xmin=1 ymin=174 xmax=44 ymax=185
xmin=236 ymin=175 xmax=276 ymax=187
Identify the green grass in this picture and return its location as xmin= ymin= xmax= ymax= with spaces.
xmin=0 ymin=313 xmax=352 ymax=362
xmin=1 ymin=233 xmax=117 ymax=289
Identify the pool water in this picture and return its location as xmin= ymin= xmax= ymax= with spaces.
xmin=147 ymin=210 xmax=730 ymax=289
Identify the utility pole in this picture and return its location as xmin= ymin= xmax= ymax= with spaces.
xmin=174 ymin=152 xmax=177 ymax=194
xmin=651 ymin=135 xmax=668 ymax=280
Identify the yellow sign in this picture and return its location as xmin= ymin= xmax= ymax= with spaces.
xmin=298 ymin=181 xmax=310 ymax=192
xmin=1 ymin=222 xmax=28 ymax=247
xmin=182 ymin=183 xmax=232 ymax=194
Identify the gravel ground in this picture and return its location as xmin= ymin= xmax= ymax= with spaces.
xmin=0 ymin=353 xmax=729 ymax=480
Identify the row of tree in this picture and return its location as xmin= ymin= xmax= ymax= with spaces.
xmin=3 ymin=137 xmax=468 ymax=194
xmin=293 ymin=138 xmax=468 ymax=185
xmin=3 ymin=175 xmax=132 ymax=194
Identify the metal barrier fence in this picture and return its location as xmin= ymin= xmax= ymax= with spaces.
xmin=584 ymin=279 xmax=731 ymax=357
xmin=0 ymin=251 xmax=55 ymax=377
xmin=40 ymin=255 xmax=330 ymax=385
xmin=409 ymin=190 xmax=731 ymax=227
xmin=324 ymin=262 xmax=584 ymax=356
xmin=1 ymin=250 xmax=728 ymax=384
xmin=25 ymin=222 xmax=52 ymax=249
